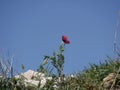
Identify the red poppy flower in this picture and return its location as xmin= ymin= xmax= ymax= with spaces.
xmin=62 ymin=35 xmax=70 ymax=44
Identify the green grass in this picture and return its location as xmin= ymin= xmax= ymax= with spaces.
xmin=41 ymin=56 xmax=120 ymax=90
xmin=0 ymin=56 xmax=120 ymax=90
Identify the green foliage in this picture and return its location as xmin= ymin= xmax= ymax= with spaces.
xmin=43 ymin=56 xmax=120 ymax=90
xmin=1 ymin=57 xmax=120 ymax=90
xmin=37 ymin=43 xmax=65 ymax=90
xmin=1 ymin=41 xmax=120 ymax=89
xmin=38 ymin=43 xmax=65 ymax=76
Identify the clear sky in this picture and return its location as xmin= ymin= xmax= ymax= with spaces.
xmin=0 ymin=0 xmax=120 ymax=74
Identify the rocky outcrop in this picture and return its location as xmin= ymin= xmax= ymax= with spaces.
xmin=15 ymin=69 xmax=52 ymax=88
xmin=103 ymin=73 xmax=120 ymax=89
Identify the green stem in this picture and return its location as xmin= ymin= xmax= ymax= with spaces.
xmin=58 ymin=67 xmax=63 ymax=90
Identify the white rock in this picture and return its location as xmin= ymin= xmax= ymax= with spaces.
xmin=0 ymin=75 xmax=3 ymax=78
xmin=46 ymin=77 xmax=52 ymax=80
xmin=24 ymin=79 xmax=40 ymax=86
xmin=40 ymin=77 xmax=46 ymax=88
xmin=70 ymin=74 xmax=75 ymax=78
xmin=21 ymin=69 xmax=35 ymax=80
xmin=14 ymin=69 xmax=47 ymax=88
xmin=53 ymin=84 xmax=58 ymax=89
xmin=15 ymin=75 xmax=20 ymax=79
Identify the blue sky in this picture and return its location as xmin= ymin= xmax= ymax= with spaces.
xmin=0 ymin=0 xmax=120 ymax=74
